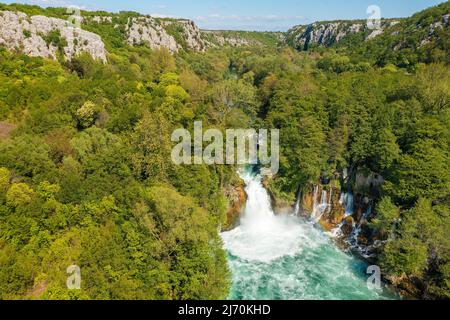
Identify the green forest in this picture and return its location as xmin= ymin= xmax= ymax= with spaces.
xmin=0 ymin=2 xmax=449 ymax=299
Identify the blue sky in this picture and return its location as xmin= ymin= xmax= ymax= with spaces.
xmin=1 ymin=0 xmax=447 ymax=31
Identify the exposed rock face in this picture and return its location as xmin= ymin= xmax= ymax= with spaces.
xmin=215 ymin=35 xmax=251 ymax=47
xmin=0 ymin=8 xmax=279 ymax=58
xmin=422 ymin=13 xmax=450 ymax=36
xmin=203 ymin=31 xmax=253 ymax=47
xmin=287 ymin=20 xmax=397 ymax=50
xmin=295 ymin=167 xmax=384 ymax=251
xmin=126 ymin=16 xmax=180 ymax=52
xmin=162 ymin=19 xmax=206 ymax=51
xmin=302 ymin=23 xmax=361 ymax=47
xmin=223 ymin=184 xmax=247 ymax=231
xmin=202 ymin=30 xmax=284 ymax=48
xmin=0 ymin=10 xmax=107 ymax=62
xmin=126 ymin=17 xmax=206 ymax=52
xmin=321 ymin=185 xmax=345 ymax=226
xmin=366 ymin=28 xmax=384 ymax=40
xmin=341 ymin=216 xmax=355 ymax=236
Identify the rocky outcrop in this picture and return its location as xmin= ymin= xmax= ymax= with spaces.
xmin=126 ymin=17 xmax=206 ymax=52
xmin=0 ymin=10 xmax=107 ymax=62
xmin=161 ymin=19 xmax=206 ymax=51
xmin=293 ymin=167 xmax=386 ymax=258
xmin=320 ymin=186 xmax=345 ymax=228
xmin=287 ymin=9 xmax=449 ymax=52
xmin=201 ymin=30 xmax=283 ymax=48
xmin=420 ymin=13 xmax=450 ymax=47
xmin=214 ymin=35 xmax=251 ymax=47
xmin=126 ymin=16 xmax=179 ymax=52
xmin=203 ymin=31 xmax=253 ymax=47
xmin=0 ymin=8 xmax=255 ymax=60
xmin=287 ymin=20 xmax=397 ymax=50
xmin=223 ymin=184 xmax=247 ymax=231
xmin=290 ymin=22 xmax=362 ymax=49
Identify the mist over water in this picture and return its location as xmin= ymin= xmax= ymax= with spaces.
xmin=221 ymin=172 xmax=395 ymax=300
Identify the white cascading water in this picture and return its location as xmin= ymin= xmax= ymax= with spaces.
xmin=312 ymin=189 xmax=330 ymax=221
xmin=293 ymin=189 xmax=301 ymax=216
xmin=221 ymin=171 xmax=394 ymax=300
xmin=350 ymin=205 xmax=372 ymax=248
xmin=344 ymin=193 xmax=354 ymax=217
xmin=339 ymin=192 xmax=345 ymax=205
xmin=221 ymin=172 xmax=317 ymax=263
xmin=330 ymin=192 xmax=355 ymax=237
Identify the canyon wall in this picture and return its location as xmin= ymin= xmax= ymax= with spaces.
xmin=286 ymin=20 xmax=398 ymax=50
xmin=294 ymin=168 xmax=386 ymax=260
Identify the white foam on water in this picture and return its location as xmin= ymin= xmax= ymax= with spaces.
xmin=221 ymin=172 xmax=324 ymax=263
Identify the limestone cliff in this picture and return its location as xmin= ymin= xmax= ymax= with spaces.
xmin=287 ymin=8 xmax=450 ymax=52
xmin=0 ymin=10 xmax=107 ymax=62
xmin=203 ymin=31 xmax=253 ymax=47
xmin=0 ymin=9 xmax=212 ymax=60
xmin=162 ymin=19 xmax=206 ymax=51
xmin=125 ymin=17 xmax=206 ymax=52
xmin=286 ymin=19 xmax=398 ymax=50
xmin=202 ymin=30 xmax=283 ymax=48
xmin=125 ymin=16 xmax=179 ymax=52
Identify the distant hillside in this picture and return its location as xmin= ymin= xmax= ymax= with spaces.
xmin=201 ymin=30 xmax=284 ymax=48
xmin=0 ymin=2 xmax=284 ymax=63
xmin=0 ymin=1 xmax=448 ymax=67
xmin=286 ymin=19 xmax=399 ymax=50
xmin=287 ymin=1 xmax=450 ymax=66
xmin=348 ymin=1 xmax=450 ymax=66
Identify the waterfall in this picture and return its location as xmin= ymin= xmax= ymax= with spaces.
xmin=330 ymin=192 xmax=354 ymax=238
xmin=350 ymin=205 xmax=372 ymax=247
xmin=293 ymin=188 xmax=301 ymax=216
xmin=344 ymin=193 xmax=354 ymax=217
xmin=339 ymin=192 xmax=345 ymax=205
xmin=239 ymin=173 xmax=274 ymax=225
xmin=220 ymin=171 xmax=395 ymax=300
xmin=312 ymin=188 xmax=329 ymax=221
xmin=221 ymin=172 xmax=309 ymax=262
xmin=331 ymin=221 xmax=345 ymax=237
xmin=312 ymin=185 xmax=319 ymax=214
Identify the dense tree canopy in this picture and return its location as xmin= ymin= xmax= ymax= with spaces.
xmin=0 ymin=2 xmax=449 ymax=300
